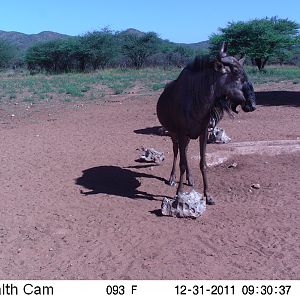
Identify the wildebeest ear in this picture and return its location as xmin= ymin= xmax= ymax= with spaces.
xmin=214 ymin=60 xmax=227 ymax=74
xmin=239 ymin=55 xmax=246 ymax=65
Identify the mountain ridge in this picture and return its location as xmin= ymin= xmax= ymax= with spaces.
xmin=0 ymin=30 xmax=71 ymax=50
xmin=0 ymin=28 xmax=209 ymax=51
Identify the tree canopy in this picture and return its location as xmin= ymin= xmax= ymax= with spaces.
xmin=24 ymin=29 xmax=197 ymax=73
xmin=120 ymin=32 xmax=162 ymax=68
xmin=0 ymin=39 xmax=17 ymax=68
xmin=209 ymin=17 xmax=300 ymax=70
xmin=25 ymin=29 xmax=118 ymax=73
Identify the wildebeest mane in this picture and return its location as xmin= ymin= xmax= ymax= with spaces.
xmin=187 ymin=55 xmax=242 ymax=126
xmin=185 ymin=55 xmax=214 ymax=73
xmin=175 ymin=55 xmax=218 ymax=103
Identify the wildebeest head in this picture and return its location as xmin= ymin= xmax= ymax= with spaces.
xmin=215 ymin=42 xmax=256 ymax=113
xmin=228 ymin=79 xmax=256 ymax=114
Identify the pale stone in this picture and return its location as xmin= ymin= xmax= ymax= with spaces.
xmin=208 ymin=127 xmax=231 ymax=144
xmin=138 ymin=147 xmax=165 ymax=164
xmin=161 ymin=190 xmax=206 ymax=218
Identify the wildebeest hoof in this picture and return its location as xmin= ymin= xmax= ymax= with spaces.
xmin=206 ymin=195 xmax=216 ymax=205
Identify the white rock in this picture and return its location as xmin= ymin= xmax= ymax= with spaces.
xmin=138 ymin=147 xmax=165 ymax=165
xmin=161 ymin=190 xmax=206 ymax=218
xmin=208 ymin=127 xmax=231 ymax=144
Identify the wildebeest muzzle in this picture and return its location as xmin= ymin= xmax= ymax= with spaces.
xmin=231 ymin=81 xmax=256 ymax=113
xmin=241 ymin=81 xmax=256 ymax=112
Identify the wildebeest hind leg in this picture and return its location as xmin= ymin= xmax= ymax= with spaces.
xmin=199 ymin=130 xmax=216 ymax=205
xmin=168 ymin=135 xmax=178 ymax=186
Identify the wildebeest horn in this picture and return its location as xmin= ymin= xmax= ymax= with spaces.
xmin=217 ymin=42 xmax=235 ymax=66
xmin=219 ymin=42 xmax=228 ymax=58
xmin=239 ymin=55 xmax=246 ymax=65
xmin=217 ymin=42 xmax=241 ymax=68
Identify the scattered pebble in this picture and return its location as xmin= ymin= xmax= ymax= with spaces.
xmin=251 ymin=183 xmax=261 ymax=189
xmin=228 ymin=162 xmax=238 ymax=168
xmin=11 ymin=114 xmax=15 ymax=117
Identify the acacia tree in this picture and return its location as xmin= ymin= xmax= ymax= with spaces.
xmin=167 ymin=45 xmax=194 ymax=68
xmin=121 ymin=32 xmax=161 ymax=68
xmin=209 ymin=17 xmax=300 ymax=70
xmin=26 ymin=29 xmax=119 ymax=72
xmin=82 ymin=29 xmax=117 ymax=69
xmin=0 ymin=39 xmax=17 ymax=68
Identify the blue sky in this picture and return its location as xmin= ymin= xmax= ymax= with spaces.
xmin=1 ymin=0 xmax=299 ymax=43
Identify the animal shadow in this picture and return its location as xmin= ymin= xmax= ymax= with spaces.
xmin=75 ymin=165 xmax=165 ymax=200
xmin=134 ymin=126 xmax=167 ymax=136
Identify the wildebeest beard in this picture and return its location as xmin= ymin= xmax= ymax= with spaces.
xmin=209 ymin=80 xmax=256 ymax=129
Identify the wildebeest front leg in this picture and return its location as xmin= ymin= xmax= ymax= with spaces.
xmin=199 ymin=130 xmax=215 ymax=205
xmin=176 ymin=136 xmax=190 ymax=195
xmin=185 ymin=140 xmax=194 ymax=187
xmin=168 ymin=135 xmax=178 ymax=186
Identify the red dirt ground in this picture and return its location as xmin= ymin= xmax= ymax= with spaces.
xmin=0 ymin=82 xmax=299 ymax=280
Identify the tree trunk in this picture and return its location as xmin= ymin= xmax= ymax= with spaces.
xmin=255 ymin=58 xmax=263 ymax=70
xmin=262 ymin=57 xmax=269 ymax=69
xmin=255 ymin=57 xmax=269 ymax=71
xmin=79 ymin=58 xmax=86 ymax=72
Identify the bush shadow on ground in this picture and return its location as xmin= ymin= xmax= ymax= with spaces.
xmin=256 ymin=91 xmax=300 ymax=107
xmin=75 ymin=165 xmax=166 ymax=201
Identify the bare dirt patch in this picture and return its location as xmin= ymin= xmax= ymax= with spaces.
xmin=0 ymin=82 xmax=299 ymax=279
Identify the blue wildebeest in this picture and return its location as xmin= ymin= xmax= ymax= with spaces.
xmin=156 ymin=42 xmax=256 ymax=204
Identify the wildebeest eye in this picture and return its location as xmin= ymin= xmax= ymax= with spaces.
xmin=233 ymin=66 xmax=239 ymax=74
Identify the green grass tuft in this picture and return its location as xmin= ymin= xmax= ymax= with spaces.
xmin=0 ymin=66 xmax=299 ymax=104
xmin=246 ymin=65 xmax=300 ymax=84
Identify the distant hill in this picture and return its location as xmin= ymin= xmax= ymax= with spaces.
xmin=121 ymin=28 xmax=146 ymax=37
xmin=180 ymin=40 xmax=210 ymax=50
xmin=0 ymin=30 xmax=70 ymax=51
xmin=0 ymin=28 xmax=209 ymax=52
xmin=119 ymin=28 xmax=210 ymax=50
